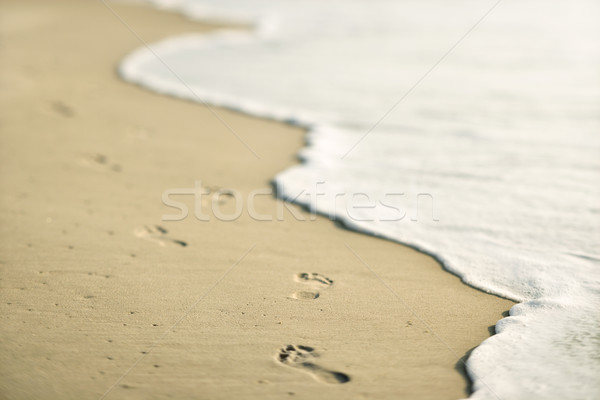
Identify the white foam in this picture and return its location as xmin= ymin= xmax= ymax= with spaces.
xmin=120 ymin=1 xmax=600 ymax=398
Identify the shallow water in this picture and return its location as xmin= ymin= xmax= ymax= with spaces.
xmin=121 ymin=1 xmax=600 ymax=398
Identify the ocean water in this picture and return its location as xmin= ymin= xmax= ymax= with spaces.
xmin=120 ymin=0 xmax=600 ymax=398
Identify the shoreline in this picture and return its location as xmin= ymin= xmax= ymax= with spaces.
xmin=0 ymin=1 xmax=515 ymax=399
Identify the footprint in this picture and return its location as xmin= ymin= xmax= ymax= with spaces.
xmin=276 ymin=345 xmax=350 ymax=384
xmin=294 ymin=273 xmax=333 ymax=286
xmin=81 ymin=153 xmax=122 ymax=172
xmin=290 ymin=273 xmax=333 ymax=300
xmin=201 ymin=185 xmax=235 ymax=206
xmin=50 ymin=100 xmax=74 ymax=118
xmin=291 ymin=291 xmax=319 ymax=300
xmin=134 ymin=225 xmax=187 ymax=248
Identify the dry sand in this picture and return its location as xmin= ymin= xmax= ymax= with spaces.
xmin=0 ymin=1 xmax=515 ymax=399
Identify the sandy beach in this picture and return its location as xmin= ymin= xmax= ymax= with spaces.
xmin=0 ymin=1 xmax=515 ymax=399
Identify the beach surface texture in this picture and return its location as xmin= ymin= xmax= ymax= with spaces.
xmin=0 ymin=1 xmax=515 ymax=399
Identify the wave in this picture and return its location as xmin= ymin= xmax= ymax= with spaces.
xmin=120 ymin=1 xmax=600 ymax=398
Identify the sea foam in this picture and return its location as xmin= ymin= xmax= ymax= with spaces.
xmin=120 ymin=1 xmax=600 ymax=398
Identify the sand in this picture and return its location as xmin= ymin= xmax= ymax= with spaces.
xmin=0 ymin=1 xmax=515 ymax=399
